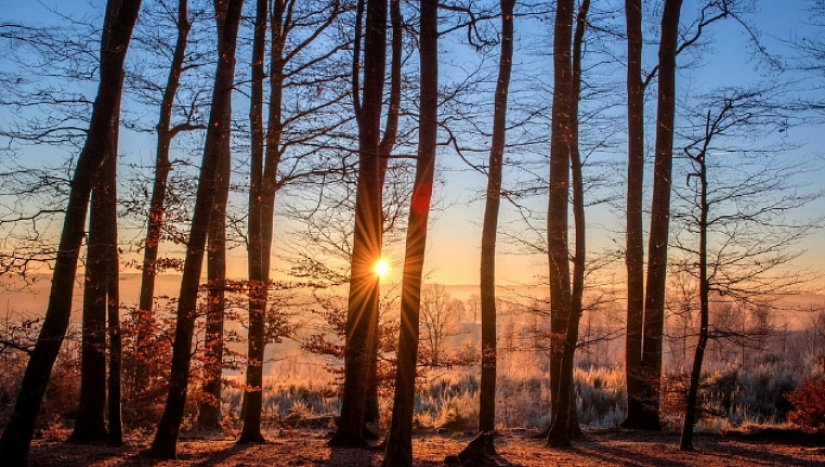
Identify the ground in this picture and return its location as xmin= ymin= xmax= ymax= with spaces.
xmin=28 ymin=429 xmax=825 ymax=467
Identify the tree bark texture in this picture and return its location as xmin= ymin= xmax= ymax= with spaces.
xmin=104 ymin=110 xmax=123 ymax=446
xmin=68 ymin=145 xmax=111 ymax=445
xmin=383 ymin=0 xmax=437 ymax=464
xmin=366 ymin=0 xmax=403 ymax=427
xmin=149 ymin=0 xmax=243 ymax=458
xmin=639 ymin=0 xmax=683 ymax=432
xmin=478 ymin=0 xmax=515 ymax=435
xmin=622 ymin=0 xmax=647 ymax=429
xmin=0 ymin=1 xmax=142 ymax=464
xmin=331 ymin=0 xmax=386 ymax=448
xmin=547 ymin=0 xmax=588 ymax=447
xmin=198 ymin=92 xmax=231 ymax=431
xmin=238 ymin=0 xmax=268 ymax=443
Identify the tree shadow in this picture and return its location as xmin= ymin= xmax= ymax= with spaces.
xmin=326 ymin=445 xmax=383 ymax=467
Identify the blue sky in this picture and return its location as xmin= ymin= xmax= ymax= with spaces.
xmin=1 ymin=0 xmax=823 ymax=294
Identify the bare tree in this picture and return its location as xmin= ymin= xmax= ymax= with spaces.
xmin=149 ymin=0 xmax=244 ymax=459
xmin=673 ymin=90 xmax=822 ymax=449
xmin=330 ymin=0 xmax=387 ymax=447
xmin=383 ymin=0 xmax=437 ymax=463
xmin=0 ymin=1 xmax=143 ymax=464
xmin=478 ymin=0 xmax=515 ymax=440
xmin=134 ymin=0 xmax=203 ymax=394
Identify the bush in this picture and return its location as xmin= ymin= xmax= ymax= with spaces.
xmin=786 ymin=376 xmax=825 ymax=431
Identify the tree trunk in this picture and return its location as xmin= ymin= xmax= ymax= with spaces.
xmin=135 ymin=0 xmax=191 ymax=394
xmin=680 ymin=113 xmax=711 ymax=451
xmin=382 ymin=0 xmax=437 ymax=464
xmin=622 ymin=0 xmax=647 ymax=430
xmin=566 ymin=0 xmax=589 ymax=441
xmin=330 ymin=0 xmax=386 ymax=448
xmin=0 ymin=1 xmax=141 ymax=464
xmin=639 ymin=0 xmax=683 ymax=432
xmin=478 ymin=0 xmax=515 ymax=436
xmin=238 ymin=0 xmax=268 ymax=443
xmin=546 ymin=0 xmax=587 ymax=447
xmin=198 ymin=94 xmax=231 ymax=430
xmin=149 ymin=0 xmax=243 ymax=459
xmin=67 ymin=146 xmax=111 ymax=445
xmin=365 ymin=0 xmax=403 ymax=429
xmin=105 ymin=100 xmax=123 ymax=447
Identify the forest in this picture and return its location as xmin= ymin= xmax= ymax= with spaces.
xmin=1 ymin=0 xmax=824 ymax=466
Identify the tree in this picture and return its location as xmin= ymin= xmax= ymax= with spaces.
xmin=149 ymin=0 xmax=244 ymax=459
xmin=623 ymin=0 xmax=755 ymax=430
xmin=635 ymin=0 xmax=683 ymax=432
xmin=622 ymin=0 xmax=647 ymax=429
xmin=197 ymin=63 xmax=232 ymax=431
xmin=330 ymin=0 xmax=387 ymax=448
xmin=238 ymin=0 xmax=346 ymax=442
xmin=383 ymin=0 xmax=437 ymax=463
xmin=672 ymin=90 xmax=821 ymax=449
xmin=546 ymin=0 xmax=589 ymax=447
xmin=478 ymin=0 xmax=515 ymax=438
xmin=419 ymin=284 xmax=463 ymax=367
xmin=67 ymin=152 xmax=112 ymax=444
xmin=0 ymin=0 xmax=142 ymax=464
xmin=134 ymin=0 xmax=200 ymax=395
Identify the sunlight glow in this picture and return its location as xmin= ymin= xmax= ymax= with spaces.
xmin=374 ymin=258 xmax=390 ymax=278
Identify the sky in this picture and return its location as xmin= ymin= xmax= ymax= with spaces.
xmin=1 ymin=0 xmax=823 ymax=299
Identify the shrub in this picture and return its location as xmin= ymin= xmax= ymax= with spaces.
xmin=786 ymin=376 xmax=825 ymax=431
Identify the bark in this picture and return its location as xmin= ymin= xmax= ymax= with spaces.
xmin=622 ymin=0 xmax=647 ymax=429
xmin=0 ymin=1 xmax=141 ymax=464
xmin=237 ymin=0 xmax=268 ymax=443
xmin=566 ymin=0 xmax=589 ymax=441
xmin=365 ymin=0 xmax=403 ymax=428
xmin=382 ymin=0 xmax=437 ymax=464
xmin=639 ymin=0 xmax=683 ymax=432
xmin=547 ymin=0 xmax=587 ymax=447
xmin=330 ymin=0 xmax=386 ymax=448
xmin=149 ymin=0 xmax=243 ymax=459
xmin=547 ymin=0 xmax=574 ymax=425
xmin=135 ymin=0 xmax=191 ymax=393
xmin=67 ymin=147 xmax=110 ymax=445
xmin=103 ymin=111 xmax=123 ymax=446
xmin=198 ymin=94 xmax=231 ymax=430
xmin=478 ymin=0 xmax=515 ymax=435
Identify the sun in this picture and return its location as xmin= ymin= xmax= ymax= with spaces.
xmin=374 ymin=258 xmax=390 ymax=278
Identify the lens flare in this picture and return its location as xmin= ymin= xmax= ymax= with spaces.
xmin=374 ymin=258 xmax=390 ymax=277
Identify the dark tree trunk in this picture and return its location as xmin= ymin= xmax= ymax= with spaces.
xmin=547 ymin=0 xmax=574 ymax=415
xmin=330 ymin=0 xmax=386 ymax=448
xmin=566 ymin=0 xmax=589 ymax=441
xmin=382 ymin=0 xmax=437 ymax=464
xmin=478 ymin=0 xmax=515 ymax=436
xmin=639 ymin=0 xmax=683 ymax=432
xmin=149 ymin=0 xmax=244 ymax=459
xmin=105 ymin=101 xmax=123 ymax=447
xmin=547 ymin=0 xmax=588 ymax=447
xmin=68 ymin=144 xmax=111 ymax=445
xmin=238 ymin=0 xmax=268 ymax=443
xmin=0 ymin=1 xmax=141 ymax=464
xmin=135 ymin=0 xmax=191 ymax=394
xmin=622 ymin=0 xmax=648 ymax=430
xmin=197 ymin=93 xmax=231 ymax=430
xmin=681 ymin=109 xmax=717 ymax=451
xmin=365 ymin=0 xmax=403 ymax=428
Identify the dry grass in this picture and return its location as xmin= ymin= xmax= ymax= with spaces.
xmin=27 ymin=428 xmax=825 ymax=467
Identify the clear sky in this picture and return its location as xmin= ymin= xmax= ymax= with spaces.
xmin=1 ymin=0 xmax=823 ymax=294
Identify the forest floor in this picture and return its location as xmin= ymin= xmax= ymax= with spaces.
xmin=27 ymin=427 xmax=825 ymax=467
